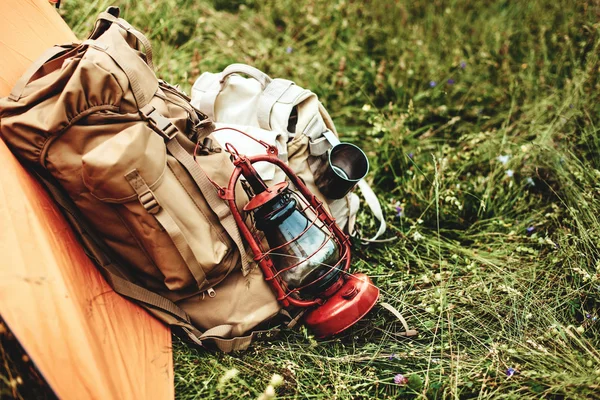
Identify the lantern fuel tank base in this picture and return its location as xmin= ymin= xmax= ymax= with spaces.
xmin=303 ymin=273 xmax=379 ymax=338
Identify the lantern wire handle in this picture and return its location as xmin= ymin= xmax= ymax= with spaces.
xmin=193 ymin=126 xmax=280 ymax=193
xmin=212 ymin=126 xmax=274 ymax=152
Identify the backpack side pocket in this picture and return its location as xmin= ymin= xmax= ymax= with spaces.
xmin=81 ymin=123 xmax=237 ymax=292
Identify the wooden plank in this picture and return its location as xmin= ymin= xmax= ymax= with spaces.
xmin=0 ymin=1 xmax=174 ymax=399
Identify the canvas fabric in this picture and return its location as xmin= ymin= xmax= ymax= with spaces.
xmin=190 ymin=64 xmax=387 ymax=241
xmin=0 ymin=8 xmax=283 ymax=351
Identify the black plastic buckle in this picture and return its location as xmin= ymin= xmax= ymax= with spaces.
xmin=140 ymin=105 xmax=178 ymax=141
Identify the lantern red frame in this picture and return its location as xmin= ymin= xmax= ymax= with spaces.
xmin=218 ymin=144 xmax=352 ymax=309
xmin=210 ymin=127 xmax=380 ymax=338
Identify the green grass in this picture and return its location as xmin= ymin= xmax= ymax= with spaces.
xmin=4 ymin=0 xmax=600 ymax=398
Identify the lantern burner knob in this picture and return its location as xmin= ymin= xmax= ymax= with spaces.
xmin=243 ymin=181 xmax=289 ymax=211
xmin=341 ymin=285 xmax=359 ymax=300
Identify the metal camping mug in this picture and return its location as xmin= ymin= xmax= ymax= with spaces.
xmin=314 ymin=131 xmax=369 ymax=199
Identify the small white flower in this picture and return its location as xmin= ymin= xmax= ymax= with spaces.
xmin=221 ymin=368 xmax=239 ymax=381
xmin=217 ymin=368 xmax=239 ymax=390
xmin=270 ymin=374 xmax=284 ymax=387
xmin=506 ymin=169 xmax=514 ymax=178
xmin=265 ymin=385 xmax=276 ymax=397
xmin=497 ymin=154 xmax=510 ymax=165
xmin=526 ymin=177 xmax=535 ymax=186
xmin=412 ymin=231 xmax=424 ymax=241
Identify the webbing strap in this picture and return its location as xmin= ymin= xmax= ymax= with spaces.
xmin=307 ymin=137 xmax=328 ymax=157
xmin=357 ymin=180 xmax=387 ymax=242
xmin=8 ymin=45 xmax=73 ymax=101
xmin=94 ymin=11 xmax=154 ymax=70
xmin=201 ymin=327 xmax=278 ymax=352
xmin=125 ymin=169 xmax=210 ymax=289
xmin=256 ymin=79 xmax=294 ymax=130
xmin=139 ymin=105 xmax=251 ymax=275
xmin=165 ymin=138 xmax=251 ymax=275
xmin=82 ymin=36 xmax=154 ymax=108
xmin=103 ymin=268 xmax=192 ymax=323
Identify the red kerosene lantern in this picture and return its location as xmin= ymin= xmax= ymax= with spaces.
xmin=217 ymin=137 xmax=380 ymax=338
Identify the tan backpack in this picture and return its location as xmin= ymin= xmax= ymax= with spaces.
xmin=0 ymin=7 xmax=287 ymax=351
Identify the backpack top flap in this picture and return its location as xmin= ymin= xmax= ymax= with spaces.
xmin=0 ymin=19 xmax=157 ymax=166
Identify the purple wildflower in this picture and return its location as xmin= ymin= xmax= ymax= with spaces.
xmin=394 ymin=374 xmax=408 ymax=385
xmin=460 ymin=61 xmax=467 ymax=69
xmin=286 ymin=46 xmax=293 ymax=54
xmin=447 ymin=78 xmax=455 ymax=85
xmin=586 ymin=313 xmax=592 ymax=319
xmin=506 ymin=367 xmax=516 ymax=378
xmin=395 ymin=206 xmax=404 ymax=218
xmin=429 ymin=80 xmax=437 ymax=88
xmin=526 ymin=226 xmax=535 ymax=233
xmin=408 ymin=152 xmax=414 ymax=159
xmin=389 ymin=353 xmax=395 ymax=360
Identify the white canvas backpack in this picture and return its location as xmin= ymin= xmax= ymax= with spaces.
xmin=190 ymin=63 xmax=387 ymax=241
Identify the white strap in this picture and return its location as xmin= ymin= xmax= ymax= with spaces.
xmin=308 ymin=129 xmax=337 ymax=156
xmin=199 ymin=63 xmax=273 ymax=122
xmin=357 ymin=180 xmax=387 ymax=242
xmin=220 ymin=63 xmax=272 ymax=89
xmin=256 ymin=78 xmax=294 ymax=130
